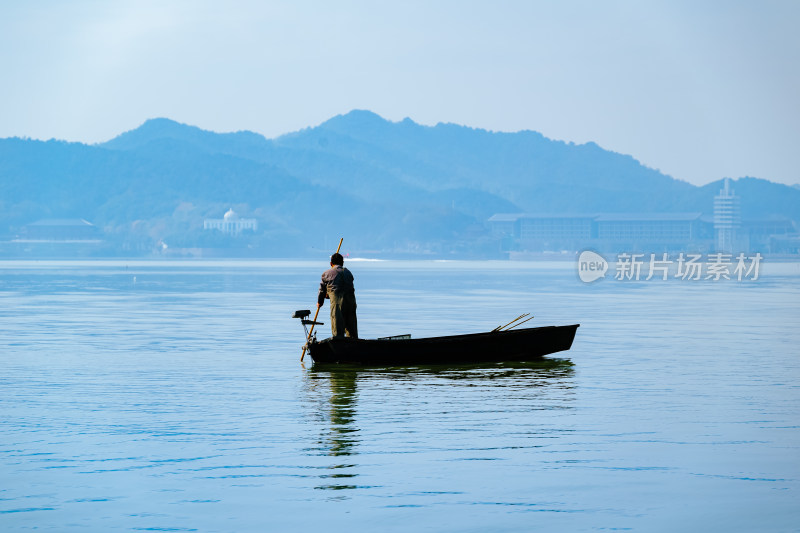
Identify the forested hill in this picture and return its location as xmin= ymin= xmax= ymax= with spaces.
xmin=0 ymin=110 xmax=797 ymax=256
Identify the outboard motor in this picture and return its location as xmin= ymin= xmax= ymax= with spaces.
xmin=292 ymin=309 xmax=324 ymax=346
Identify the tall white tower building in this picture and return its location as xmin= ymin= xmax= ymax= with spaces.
xmin=714 ymin=178 xmax=741 ymax=253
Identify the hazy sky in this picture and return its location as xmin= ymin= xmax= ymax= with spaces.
xmin=1 ymin=0 xmax=798 ymax=186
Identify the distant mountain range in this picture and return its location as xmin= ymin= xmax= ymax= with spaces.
xmin=1 ymin=110 xmax=798 ymax=257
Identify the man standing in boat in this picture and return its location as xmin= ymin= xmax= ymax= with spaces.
xmin=317 ymin=253 xmax=358 ymax=339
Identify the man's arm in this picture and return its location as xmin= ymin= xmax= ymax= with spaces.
xmin=317 ymin=279 xmax=327 ymax=307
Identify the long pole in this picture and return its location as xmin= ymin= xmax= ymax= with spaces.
xmin=492 ymin=313 xmax=529 ymax=332
xmin=301 ymin=238 xmax=343 ymax=361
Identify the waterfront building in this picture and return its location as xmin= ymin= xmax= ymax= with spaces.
xmin=488 ymin=213 xmax=524 ymax=238
xmin=742 ymin=218 xmax=796 ymax=253
xmin=22 ymin=219 xmax=101 ymax=241
xmin=594 ymin=213 xmax=711 ymax=252
xmin=203 ymin=209 xmax=257 ymax=236
xmin=517 ymin=214 xmax=596 ymax=251
xmin=488 ymin=213 xmax=713 ymax=253
xmin=489 ymin=178 xmax=797 ymax=255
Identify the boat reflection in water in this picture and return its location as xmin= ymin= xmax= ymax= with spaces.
xmin=301 ymin=359 xmax=576 ymax=498
xmin=302 ymin=369 xmax=361 ymax=497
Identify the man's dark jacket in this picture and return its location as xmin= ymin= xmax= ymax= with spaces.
xmin=317 ymin=266 xmax=355 ymax=305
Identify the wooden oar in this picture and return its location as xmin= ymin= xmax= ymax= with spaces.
xmin=301 ymin=238 xmax=343 ymax=361
xmin=503 ymin=315 xmax=534 ymax=331
xmin=492 ymin=313 xmax=529 ymax=332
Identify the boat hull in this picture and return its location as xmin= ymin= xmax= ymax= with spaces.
xmin=307 ymin=324 xmax=580 ymax=365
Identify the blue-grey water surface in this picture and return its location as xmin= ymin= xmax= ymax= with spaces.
xmin=1 ymin=260 xmax=798 ymax=532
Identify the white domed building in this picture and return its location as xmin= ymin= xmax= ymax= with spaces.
xmin=203 ymin=208 xmax=258 ymax=235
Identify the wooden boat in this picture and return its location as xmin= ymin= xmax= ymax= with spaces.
xmin=293 ymin=311 xmax=579 ymax=365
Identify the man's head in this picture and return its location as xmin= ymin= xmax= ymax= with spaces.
xmin=330 ymin=252 xmax=344 ymax=266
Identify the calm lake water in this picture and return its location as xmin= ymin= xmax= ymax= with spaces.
xmin=1 ymin=260 xmax=799 ymax=532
